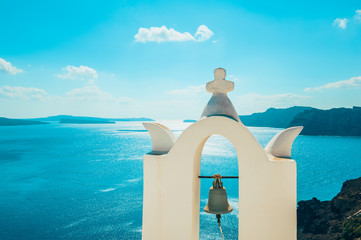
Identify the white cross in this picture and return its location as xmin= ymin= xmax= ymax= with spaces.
xmin=206 ymin=68 xmax=234 ymax=94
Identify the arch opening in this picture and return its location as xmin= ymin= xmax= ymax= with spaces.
xmin=198 ymin=134 xmax=239 ymax=240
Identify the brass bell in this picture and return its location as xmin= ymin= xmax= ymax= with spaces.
xmin=204 ymin=175 xmax=233 ymax=215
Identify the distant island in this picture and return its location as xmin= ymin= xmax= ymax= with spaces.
xmin=239 ymin=106 xmax=315 ymax=128
xmin=239 ymin=106 xmax=361 ymax=136
xmin=289 ymin=107 xmax=361 ymax=136
xmin=0 ymin=117 xmax=48 ymax=126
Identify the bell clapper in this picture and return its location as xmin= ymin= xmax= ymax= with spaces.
xmin=216 ymin=214 xmax=225 ymax=240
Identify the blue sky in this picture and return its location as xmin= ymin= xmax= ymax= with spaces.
xmin=1 ymin=0 xmax=361 ymax=119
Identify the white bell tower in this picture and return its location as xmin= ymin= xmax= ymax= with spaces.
xmin=142 ymin=68 xmax=302 ymax=240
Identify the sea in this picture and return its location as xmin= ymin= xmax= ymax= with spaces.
xmin=1 ymin=120 xmax=361 ymax=240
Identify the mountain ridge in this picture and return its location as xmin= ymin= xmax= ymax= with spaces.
xmin=239 ymin=106 xmax=315 ymax=128
xmin=289 ymin=106 xmax=361 ymax=136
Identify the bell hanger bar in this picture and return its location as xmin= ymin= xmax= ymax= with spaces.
xmin=198 ymin=176 xmax=238 ymax=179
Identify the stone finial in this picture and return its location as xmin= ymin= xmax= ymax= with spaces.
xmin=206 ymin=68 xmax=234 ymax=94
xmin=200 ymin=68 xmax=240 ymax=121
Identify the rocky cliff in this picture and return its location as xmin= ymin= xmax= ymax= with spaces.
xmin=298 ymin=177 xmax=361 ymax=240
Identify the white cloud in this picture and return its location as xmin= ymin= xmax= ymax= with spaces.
xmin=134 ymin=25 xmax=213 ymax=43
xmin=305 ymin=76 xmax=361 ymax=92
xmin=66 ymin=85 xmax=131 ymax=103
xmin=194 ymin=25 xmax=214 ymax=42
xmin=0 ymin=58 xmax=23 ymax=75
xmin=354 ymin=10 xmax=361 ymax=21
xmin=0 ymin=86 xmax=47 ymax=100
xmin=134 ymin=26 xmax=194 ymax=43
xmin=166 ymin=85 xmax=205 ymax=95
xmin=333 ymin=18 xmax=348 ymax=29
xmin=57 ymin=65 xmax=98 ymax=80
xmin=236 ymin=93 xmax=311 ymax=114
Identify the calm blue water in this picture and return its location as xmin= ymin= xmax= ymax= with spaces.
xmin=1 ymin=121 xmax=361 ymax=239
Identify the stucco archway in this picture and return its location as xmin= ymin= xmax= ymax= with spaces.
xmin=142 ymin=116 xmax=297 ymax=240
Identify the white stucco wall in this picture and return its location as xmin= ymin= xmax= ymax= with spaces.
xmin=142 ymin=116 xmax=298 ymax=240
